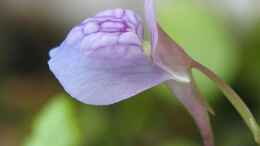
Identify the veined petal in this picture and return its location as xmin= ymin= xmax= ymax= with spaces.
xmin=48 ymin=9 xmax=171 ymax=105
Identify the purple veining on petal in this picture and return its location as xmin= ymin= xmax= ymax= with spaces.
xmin=74 ymin=9 xmax=145 ymax=59
xmin=48 ymin=8 xmax=171 ymax=105
xmin=101 ymin=21 xmax=125 ymax=30
xmin=87 ymin=9 xmax=143 ymax=35
xmin=119 ymin=32 xmax=142 ymax=46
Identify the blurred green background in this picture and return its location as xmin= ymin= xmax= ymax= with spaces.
xmin=0 ymin=0 xmax=260 ymax=146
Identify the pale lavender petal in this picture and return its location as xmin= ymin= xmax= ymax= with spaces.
xmin=144 ymin=0 xmax=158 ymax=53
xmin=48 ymin=9 xmax=171 ymax=105
xmin=166 ymin=79 xmax=214 ymax=146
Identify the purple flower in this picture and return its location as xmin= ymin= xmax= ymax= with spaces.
xmin=48 ymin=0 xmax=260 ymax=146
xmin=49 ymin=8 xmax=172 ymax=105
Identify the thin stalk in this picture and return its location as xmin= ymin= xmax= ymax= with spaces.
xmin=192 ymin=60 xmax=260 ymax=144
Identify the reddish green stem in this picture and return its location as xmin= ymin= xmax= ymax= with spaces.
xmin=192 ymin=60 xmax=260 ymax=144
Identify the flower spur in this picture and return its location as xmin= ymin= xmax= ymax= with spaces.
xmin=48 ymin=0 xmax=260 ymax=145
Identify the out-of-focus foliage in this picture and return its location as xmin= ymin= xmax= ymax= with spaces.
xmin=78 ymin=105 xmax=108 ymax=145
xmin=162 ymin=139 xmax=199 ymax=146
xmin=156 ymin=0 xmax=240 ymax=102
xmin=23 ymin=95 xmax=82 ymax=146
xmin=240 ymin=22 xmax=260 ymax=96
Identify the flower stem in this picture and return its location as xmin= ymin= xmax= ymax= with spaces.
xmin=192 ymin=60 xmax=260 ymax=144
